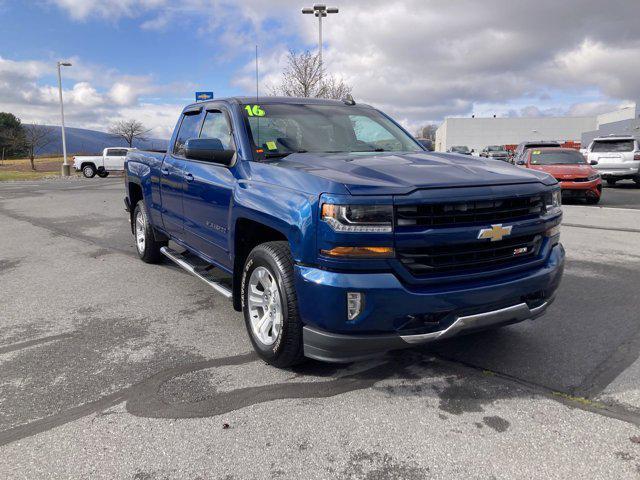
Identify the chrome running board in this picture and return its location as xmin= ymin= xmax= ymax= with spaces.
xmin=160 ymin=246 xmax=233 ymax=299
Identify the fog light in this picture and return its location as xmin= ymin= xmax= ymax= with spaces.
xmin=545 ymin=225 xmax=561 ymax=237
xmin=347 ymin=292 xmax=363 ymax=320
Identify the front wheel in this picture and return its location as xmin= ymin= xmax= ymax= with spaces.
xmin=133 ymin=202 xmax=165 ymax=263
xmin=241 ymin=241 xmax=304 ymax=368
xmin=606 ymin=179 xmax=617 ymax=186
xmin=634 ymin=175 xmax=640 ymax=186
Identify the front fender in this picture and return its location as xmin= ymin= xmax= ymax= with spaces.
xmin=231 ymin=180 xmax=318 ymax=264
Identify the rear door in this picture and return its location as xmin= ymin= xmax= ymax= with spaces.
xmin=104 ymin=148 xmax=128 ymax=170
xmin=181 ymin=106 xmax=236 ymax=269
xmin=160 ymin=107 xmax=203 ymax=238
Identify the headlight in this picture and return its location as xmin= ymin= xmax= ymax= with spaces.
xmin=587 ymin=173 xmax=600 ymax=181
xmin=545 ymin=190 xmax=561 ymax=212
xmin=321 ymin=204 xmax=393 ymax=233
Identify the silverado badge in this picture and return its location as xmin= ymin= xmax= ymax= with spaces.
xmin=477 ymin=224 xmax=512 ymax=242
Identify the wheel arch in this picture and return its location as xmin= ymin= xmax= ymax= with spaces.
xmin=232 ymin=217 xmax=289 ymax=311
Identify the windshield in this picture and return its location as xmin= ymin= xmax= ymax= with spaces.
xmin=591 ymin=139 xmax=635 ymax=152
xmin=242 ymin=103 xmax=422 ymax=157
xmin=529 ymin=149 xmax=586 ymax=165
xmin=487 ymin=145 xmax=504 ymax=152
xmin=452 ymin=146 xmax=469 ymax=153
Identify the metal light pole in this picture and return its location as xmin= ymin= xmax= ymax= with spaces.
xmin=57 ymin=61 xmax=72 ymax=176
xmin=301 ymin=4 xmax=339 ymax=67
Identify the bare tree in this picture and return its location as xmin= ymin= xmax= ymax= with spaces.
xmin=415 ymin=124 xmax=438 ymax=141
xmin=22 ymin=124 xmax=54 ymax=170
xmin=269 ymin=50 xmax=352 ymax=100
xmin=108 ymin=119 xmax=151 ymax=147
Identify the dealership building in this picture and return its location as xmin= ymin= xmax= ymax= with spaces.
xmin=434 ymin=103 xmax=639 ymax=153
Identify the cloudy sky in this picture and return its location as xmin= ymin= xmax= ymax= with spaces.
xmin=1 ymin=0 xmax=639 ymax=138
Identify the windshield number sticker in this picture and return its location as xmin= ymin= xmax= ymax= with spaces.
xmin=532 ymin=150 xmax=541 ymax=155
xmin=245 ymin=105 xmax=265 ymax=117
xmin=266 ymin=141 xmax=277 ymax=150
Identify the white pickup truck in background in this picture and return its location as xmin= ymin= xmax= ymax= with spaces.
xmin=73 ymin=147 xmax=135 ymax=178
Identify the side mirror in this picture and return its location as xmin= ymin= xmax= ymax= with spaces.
xmin=185 ymin=138 xmax=235 ymax=166
xmin=590 ymin=160 xmax=598 ymax=166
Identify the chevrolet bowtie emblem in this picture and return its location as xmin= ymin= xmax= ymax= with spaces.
xmin=478 ymin=224 xmax=513 ymax=242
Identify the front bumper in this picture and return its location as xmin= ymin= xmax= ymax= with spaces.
xmin=559 ymin=179 xmax=601 ymax=199
xmin=304 ymin=296 xmax=555 ymax=362
xmin=297 ymin=243 xmax=565 ymax=362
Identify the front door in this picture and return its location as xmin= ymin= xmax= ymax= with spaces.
xmin=160 ymin=109 xmax=203 ymax=239
xmin=181 ymin=107 xmax=236 ymax=270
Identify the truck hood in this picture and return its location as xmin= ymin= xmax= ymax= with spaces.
xmin=274 ymin=151 xmax=555 ymax=195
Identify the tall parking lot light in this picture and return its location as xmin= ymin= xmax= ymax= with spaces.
xmin=57 ymin=61 xmax=72 ymax=176
xmin=301 ymin=4 xmax=339 ymax=67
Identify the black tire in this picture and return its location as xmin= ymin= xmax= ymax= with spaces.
xmin=586 ymin=195 xmax=600 ymax=205
xmin=606 ymin=179 xmax=617 ymax=186
xmin=82 ymin=164 xmax=96 ymax=178
xmin=241 ymin=241 xmax=304 ymax=368
xmin=133 ymin=201 xmax=165 ymax=263
xmin=97 ymin=170 xmax=110 ymax=178
xmin=634 ymin=176 xmax=640 ymax=186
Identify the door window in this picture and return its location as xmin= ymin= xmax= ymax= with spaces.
xmin=106 ymin=149 xmax=128 ymax=156
xmin=173 ymin=112 xmax=202 ymax=157
xmin=200 ymin=111 xmax=234 ymax=149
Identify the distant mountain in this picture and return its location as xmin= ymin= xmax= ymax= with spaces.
xmin=34 ymin=125 xmax=168 ymax=156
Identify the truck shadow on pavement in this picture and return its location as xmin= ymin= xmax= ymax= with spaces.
xmin=0 ymin=347 xmax=524 ymax=447
xmin=2 ymin=336 xmax=640 ymax=449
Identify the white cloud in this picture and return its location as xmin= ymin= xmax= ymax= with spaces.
xmin=0 ymin=56 xmax=181 ymax=138
xmin=109 ymin=82 xmax=138 ymax=105
xmin=22 ymin=0 xmax=640 ymax=133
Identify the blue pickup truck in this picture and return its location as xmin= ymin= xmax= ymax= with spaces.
xmin=124 ymin=96 xmax=564 ymax=367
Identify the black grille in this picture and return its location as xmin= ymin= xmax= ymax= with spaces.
xmin=397 ymin=234 xmax=542 ymax=275
xmin=396 ymin=195 xmax=545 ymax=228
xmin=564 ymin=177 xmax=589 ymax=182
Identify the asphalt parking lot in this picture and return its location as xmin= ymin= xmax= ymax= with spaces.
xmin=1 ymin=178 xmax=640 ymax=479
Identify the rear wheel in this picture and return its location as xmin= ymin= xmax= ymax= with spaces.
xmin=606 ymin=178 xmax=617 ymax=186
xmin=634 ymin=175 xmax=640 ymax=186
xmin=133 ymin=202 xmax=165 ymax=263
xmin=241 ymin=241 xmax=304 ymax=368
xmin=97 ymin=170 xmax=110 ymax=178
xmin=82 ymin=164 xmax=96 ymax=178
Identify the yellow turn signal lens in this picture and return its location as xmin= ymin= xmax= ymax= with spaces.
xmin=320 ymin=246 xmax=395 ymax=258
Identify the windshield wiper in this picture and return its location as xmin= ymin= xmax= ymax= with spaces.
xmin=349 ymin=148 xmax=388 ymax=152
xmin=264 ymin=150 xmax=308 ymax=159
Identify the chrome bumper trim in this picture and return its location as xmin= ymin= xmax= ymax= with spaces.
xmin=400 ymin=297 xmax=553 ymax=345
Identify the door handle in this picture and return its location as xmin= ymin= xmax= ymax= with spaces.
xmin=184 ymin=172 xmax=194 ymax=182
xmin=160 ymin=168 xmax=169 ymax=175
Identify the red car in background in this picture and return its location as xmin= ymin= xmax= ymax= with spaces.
xmin=518 ymin=147 xmax=602 ymax=204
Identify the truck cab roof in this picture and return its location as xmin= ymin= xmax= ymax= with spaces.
xmin=182 ymin=96 xmax=374 ymax=112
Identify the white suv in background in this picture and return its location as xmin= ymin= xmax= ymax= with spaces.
xmin=586 ymin=135 xmax=640 ymax=186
